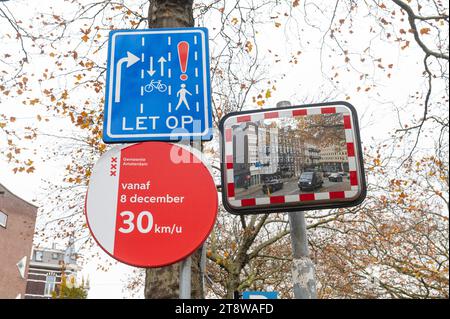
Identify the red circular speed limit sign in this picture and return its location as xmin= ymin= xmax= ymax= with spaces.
xmin=85 ymin=142 xmax=218 ymax=267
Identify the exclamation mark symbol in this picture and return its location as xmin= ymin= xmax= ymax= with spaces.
xmin=177 ymin=41 xmax=189 ymax=81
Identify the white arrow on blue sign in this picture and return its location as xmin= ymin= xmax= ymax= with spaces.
xmin=103 ymin=27 xmax=212 ymax=143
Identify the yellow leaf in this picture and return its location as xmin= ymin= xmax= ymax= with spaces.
xmin=81 ymin=34 xmax=89 ymax=42
xmin=265 ymin=89 xmax=271 ymax=99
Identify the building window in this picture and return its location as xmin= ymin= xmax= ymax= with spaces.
xmin=35 ymin=250 xmax=44 ymax=262
xmin=44 ymin=275 xmax=56 ymax=296
xmin=0 ymin=210 xmax=7 ymax=228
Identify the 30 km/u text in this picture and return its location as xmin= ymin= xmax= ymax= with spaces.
xmin=118 ymin=211 xmax=183 ymax=235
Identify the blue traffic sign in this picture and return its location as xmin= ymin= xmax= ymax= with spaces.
xmin=103 ymin=28 xmax=212 ymax=143
xmin=242 ymin=291 xmax=278 ymax=299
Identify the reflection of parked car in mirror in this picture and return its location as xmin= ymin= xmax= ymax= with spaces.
xmin=338 ymin=172 xmax=348 ymax=178
xmin=298 ymin=172 xmax=323 ymax=191
xmin=329 ymin=173 xmax=343 ymax=182
xmin=262 ymin=179 xmax=284 ymax=194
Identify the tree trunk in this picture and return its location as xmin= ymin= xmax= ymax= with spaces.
xmin=148 ymin=0 xmax=194 ymax=28
xmin=144 ymin=0 xmax=203 ymax=299
xmin=225 ymin=270 xmax=241 ymax=299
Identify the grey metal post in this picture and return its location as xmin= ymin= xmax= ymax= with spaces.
xmin=288 ymin=211 xmax=317 ymax=299
xmin=178 ymin=138 xmax=203 ymax=299
xmin=276 ymin=101 xmax=317 ymax=299
xmin=200 ymin=244 xmax=207 ymax=293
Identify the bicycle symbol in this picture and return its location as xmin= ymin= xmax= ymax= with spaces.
xmin=144 ymin=80 xmax=167 ymax=93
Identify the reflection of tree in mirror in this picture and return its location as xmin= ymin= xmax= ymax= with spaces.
xmin=292 ymin=114 xmax=346 ymax=148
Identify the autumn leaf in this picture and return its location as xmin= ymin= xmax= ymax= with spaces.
xmin=81 ymin=34 xmax=89 ymax=42
xmin=420 ymin=27 xmax=430 ymax=35
xmin=401 ymin=41 xmax=410 ymax=50
xmin=245 ymin=41 xmax=253 ymax=53
xmin=26 ymin=166 xmax=35 ymax=174
xmin=274 ymin=22 xmax=281 ymax=28
xmin=29 ymin=98 xmax=40 ymax=105
xmin=61 ymin=90 xmax=69 ymax=100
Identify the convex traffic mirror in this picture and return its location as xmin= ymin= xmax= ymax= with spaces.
xmin=219 ymin=102 xmax=366 ymax=215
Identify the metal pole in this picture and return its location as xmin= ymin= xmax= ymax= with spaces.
xmin=288 ymin=212 xmax=317 ymax=299
xmin=179 ymin=256 xmax=192 ymax=299
xmin=200 ymin=243 xmax=207 ymax=294
xmin=178 ymin=138 xmax=203 ymax=299
xmin=276 ymin=100 xmax=317 ymax=299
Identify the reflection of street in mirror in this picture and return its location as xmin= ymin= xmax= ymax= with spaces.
xmin=232 ymin=113 xmax=351 ymax=200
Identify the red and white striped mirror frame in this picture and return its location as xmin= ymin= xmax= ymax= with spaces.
xmin=219 ymin=102 xmax=366 ymax=215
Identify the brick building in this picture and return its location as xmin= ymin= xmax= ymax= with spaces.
xmin=0 ymin=182 xmax=38 ymax=299
xmin=24 ymin=239 xmax=80 ymax=299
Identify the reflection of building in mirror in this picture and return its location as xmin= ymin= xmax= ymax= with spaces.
xmin=320 ymin=143 xmax=349 ymax=172
xmin=232 ymin=122 xmax=279 ymax=190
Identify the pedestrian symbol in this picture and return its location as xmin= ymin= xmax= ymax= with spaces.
xmin=102 ymin=28 xmax=212 ymax=143
xmin=176 ymin=84 xmax=192 ymax=111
